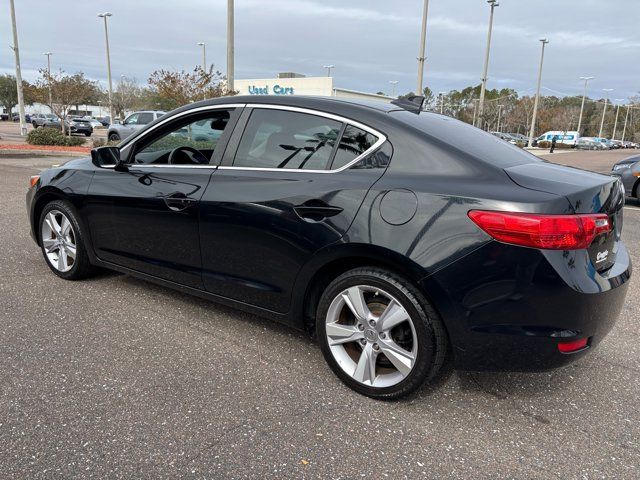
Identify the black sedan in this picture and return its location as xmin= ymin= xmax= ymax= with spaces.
xmin=43 ymin=117 xmax=93 ymax=136
xmin=26 ymin=96 xmax=631 ymax=399
xmin=611 ymin=154 xmax=640 ymax=201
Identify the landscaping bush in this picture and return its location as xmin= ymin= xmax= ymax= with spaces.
xmin=27 ymin=128 xmax=85 ymax=147
xmin=92 ymin=137 xmax=120 ymax=148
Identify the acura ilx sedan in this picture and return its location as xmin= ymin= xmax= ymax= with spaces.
xmin=26 ymin=95 xmax=631 ymax=399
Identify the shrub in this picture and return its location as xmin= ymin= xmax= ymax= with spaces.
xmin=27 ymin=127 xmax=85 ymax=147
xmin=92 ymin=138 xmax=120 ymax=148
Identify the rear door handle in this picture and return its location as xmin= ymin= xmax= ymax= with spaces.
xmin=294 ymin=200 xmax=343 ymax=221
xmin=163 ymin=192 xmax=197 ymax=212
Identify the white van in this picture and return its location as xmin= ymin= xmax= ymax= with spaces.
xmin=534 ymin=131 xmax=579 ymax=146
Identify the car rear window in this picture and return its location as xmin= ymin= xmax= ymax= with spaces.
xmin=389 ymin=110 xmax=539 ymax=168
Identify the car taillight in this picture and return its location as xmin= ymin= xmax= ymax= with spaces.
xmin=29 ymin=175 xmax=40 ymax=188
xmin=468 ymin=210 xmax=611 ymax=250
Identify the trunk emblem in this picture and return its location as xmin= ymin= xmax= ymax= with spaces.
xmin=596 ymin=250 xmax=609 ymax=263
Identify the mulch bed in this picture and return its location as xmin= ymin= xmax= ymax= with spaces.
xmin=0 ymin=144 xmax=91 ymax=153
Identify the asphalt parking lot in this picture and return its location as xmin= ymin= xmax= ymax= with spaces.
xmin=1 ymin=151 xmax=639 ymax=479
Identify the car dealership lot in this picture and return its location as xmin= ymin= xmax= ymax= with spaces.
xmin=1 ymin=153 xmax=638 ymax=478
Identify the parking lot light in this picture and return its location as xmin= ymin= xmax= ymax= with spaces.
xmin=9 ymin=0 xmax=27 ymax=136
xmin=599 ymin=88 xmax=613 ymax=138
xmin=577 ymin=76 xmax=594 ymax=135
xmin=612 ymin=99 xmax=624 ymax=140
xmin=527 ymin=38 xmax=549 ymax=148
xmin=622 ymin=105 xmax=630 ymax=142
xmin=476 ymin=0 xmax=499 ymax=129
xmin=389 ymin=80 xmax=398 ymax=98
xmin=323 ymin=65 xmax=335 ymax=77
xmin=98 ymin=12 xmax=114 ymax=126
xmin=416 ymin=0 xmax=430 ymax=94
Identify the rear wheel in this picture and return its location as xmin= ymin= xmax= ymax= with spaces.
xmin=32 ymin=122 xmax=38 ymax=128
xmin=39 ymin=200 xmax=96 ymax=280
xmin=316 ymin=268 xmax=448 ymax=400
xmin=84 ymin=132 xmax=91 ymax=137
xmin=108 ymin=132 xmax=120 ymax=141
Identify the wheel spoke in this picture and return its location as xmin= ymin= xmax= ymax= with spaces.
xmin=326 ymin=323 xmax=364 ymax=346
xmin=342 ymin=286 xmax=370 ymax=322
xmin=57 ymin=249 xmax=68 ymax=271
xmin=65 ymin=244 xmax=76 ymax=260
xmin=379 ymin=339 xmax=415 ymax=377
xmin=60 ymin=216 xmax=71 ymax=236
xmin=353 ymin=343 xmax=377 ymax=385
xmin=48 ymin=212 xmax=63 ymax=235
xmin=377 ymin=300 xmax=410 ymax=331
xmin=42 ymin=238 xmax=59 ymax=253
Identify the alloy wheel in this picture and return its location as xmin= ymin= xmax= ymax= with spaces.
xmin=325 ymin=285 xmax=418 ymax=388
xmin=41 ymin=209 xmax=76 ymax=273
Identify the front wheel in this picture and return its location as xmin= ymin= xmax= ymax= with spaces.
xmin=39 ymin=200 xmax=96 ymax=280
xmin=84 ymin=132 xmax=91 ymax=137
xmin=316 ymin=268 xmax=448 ymax=400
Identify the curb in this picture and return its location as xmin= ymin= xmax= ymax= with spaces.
xmin=0 ymin=149 xmax=89 ymax=158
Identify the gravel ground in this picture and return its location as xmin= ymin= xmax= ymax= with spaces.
xmin=0 ymin=153 xmax=638 ymax=479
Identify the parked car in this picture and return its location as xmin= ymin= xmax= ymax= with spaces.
xmin=12 ymin=113 xmax=32 ymax=123
xmin=532 ymin=130 xmax=579 ymax=147
xmin=622 ymin=141 xmax=638 ymax=149
xmin=107 ymin=111 xmax=165 ymax=141
xmin=610 ymin=140 xmax=624 ymax=149
xmin=491 ymin=131 xmax=517 ymax=144
xmin=611 ymin=155 xmax=640 ymax=200
xmin=576 ymin=137 xmax=607 ymax=150
xmin=81 ymin=116 xmax=105 ymax=129
xmin=32 ymin=113 xmax=58 ymax=128
xmin=26 ymin=96 xmax=631 ymax=399
xmin=43 ymin=117 xmax=93 ymax=136
xmin=0 ymin=113 xmax=8 ymax=121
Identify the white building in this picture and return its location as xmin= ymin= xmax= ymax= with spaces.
xmin=235 ymin=73 xmax=393 ymax=102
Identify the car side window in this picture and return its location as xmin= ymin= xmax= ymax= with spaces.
xmin=132 ymin=110 xmax=231 ymax=165
xmin=331 ymin=125 xmax=378 ymax=170
xmin=233 ymin=109 xmax=341 ymax=170
xmin=124 ymin=114 xmax=138 ymax=126
xmin=137 ymin=113 xmax=154 ymax=125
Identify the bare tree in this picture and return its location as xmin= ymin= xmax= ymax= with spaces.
xmin=34 ymin=70 xmax=100 ymax=135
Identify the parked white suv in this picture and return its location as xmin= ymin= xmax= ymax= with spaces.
xmin=107 ymin=111 xmax=165 ymax=141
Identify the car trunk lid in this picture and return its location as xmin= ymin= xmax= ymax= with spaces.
xmin=503 ymin=161 xmax=625 ymax=272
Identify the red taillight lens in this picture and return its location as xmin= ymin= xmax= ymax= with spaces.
xmin=468 ymin=210 xmax=610 ymax=250
xmin=557 ymin=338 xmax=589 ymax=353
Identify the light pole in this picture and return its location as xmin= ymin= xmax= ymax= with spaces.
xmin=622 ymin=105 xmax=630 ymax=142
xmin=476 ymin=0 xmax=499 ymax=128
xmin=598 ymin=88 xmax=613 ymax=138
xmin=197 ymin=42 xmax=207 ymax=70
xmin=472 ymin=99 xmax=479 ymax=125
xmin=227 ymin=0 xmax=234 ymax=92
xmin=9 ymin=0 xmax=27 ymax=135
xmin=98 ymin=12 xmax=114 ymax=124
xmin=416 ymin=0 xmax=430 ymax=94
xmin=389 ymin=80 xmax=398 ymax=97
xmin=43 ymin=52 xmax=53 ymax=112
xmin=527 ymin=38 xmax=549 ymax=147
xmin=497 ymin=104 xmax=504 ymax=132
xmin=612 ymin=99 xmax=624 ymax=140
xmin=577 ymin=76 xmax=594 ymax=134
xmin=324 ymin=65 xmax=335 ymax=77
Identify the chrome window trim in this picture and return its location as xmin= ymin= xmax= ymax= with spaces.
xmin=119 ymin=102 xmax=386 ymax=174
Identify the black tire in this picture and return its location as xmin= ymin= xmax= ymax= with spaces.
xmin=316 ymin=267 xmax=448 ymax=400
xmin=84 ymin=132 xmax=91 ymax=137
xmin=39 ymin=200 xmax=96 ymax=280
xmin=108 ymin=133 xmax=120 ymax=141
xmin=32 ymin=122 xmax=38 ymax=128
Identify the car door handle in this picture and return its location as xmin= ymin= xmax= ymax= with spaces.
xmin=294 ymin=200 xmax=343 ymax=222
xmin=163 ymin=192 xmax=197 ymax=212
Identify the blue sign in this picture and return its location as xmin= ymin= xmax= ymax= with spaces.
xmin=248 ymin=84 xmax=295 ymax=95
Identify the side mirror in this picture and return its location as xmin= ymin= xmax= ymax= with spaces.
xmin=91 ymin=146 xmax=127 ymax=171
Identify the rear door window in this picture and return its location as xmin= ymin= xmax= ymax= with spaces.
xmin=233 ymin=109 xmax=341 ymax=170
xmin=137 ymin=113 xmax=154 ymax=125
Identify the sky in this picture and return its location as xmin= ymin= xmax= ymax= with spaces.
xmin=2 ymin=0 xmax=639 ymax=104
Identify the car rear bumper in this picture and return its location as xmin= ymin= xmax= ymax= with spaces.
xmin=422 ymin=241 xmax=632 ymax=371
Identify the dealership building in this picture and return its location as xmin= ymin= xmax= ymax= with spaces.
xmin=235 ymin=72 xmax=392 ymax=102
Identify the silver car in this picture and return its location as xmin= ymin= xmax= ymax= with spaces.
xmin=611 ymin=155 xmax=640 ymax=200
xmin=107 ymin=110 xmax=165 ymax=141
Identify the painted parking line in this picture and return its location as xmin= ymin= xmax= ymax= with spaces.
xmin=624 ymin=206 xmax=640 ymax=212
